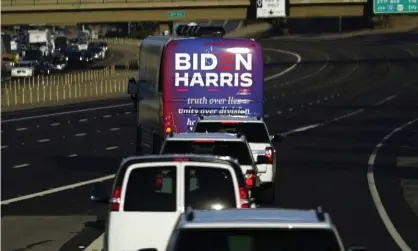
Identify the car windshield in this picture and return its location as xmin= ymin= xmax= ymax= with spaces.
xmin=194 ymin=122 xmax=270 ymax=143
xmin=173 ymin=228 xmax=341 ymax=251
xmin=161 ymin=141 xmax=253 ymax=165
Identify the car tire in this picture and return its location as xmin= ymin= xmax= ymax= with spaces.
xmin=258 ymin=182 xmax=275 ymax=206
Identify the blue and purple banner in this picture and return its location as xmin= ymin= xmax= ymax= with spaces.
xmin=163 ymin=38 xmax=264 ymax=133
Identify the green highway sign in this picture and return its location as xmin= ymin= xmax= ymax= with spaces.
xmin=374 ymin=0 xmax=418 ymax=14
xmin=168 ymin=11 xmax=185 ymax=18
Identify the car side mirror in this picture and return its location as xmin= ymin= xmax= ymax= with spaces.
xmin=256 ymin=155 xmax=270 ymax=165
xmin=90 ymin=184 xmax=109 ymax=204
xmin=347 ymin=247 xmax=368 ymax=251
xmin=137 ymin=248 xmax=158 ymax=251
xmin=270 ymin=134 xmax=285 ymax=142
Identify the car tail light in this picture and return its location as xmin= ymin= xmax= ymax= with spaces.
xmin=110 ymin=186 xmax=122 ymax=211
xmin=245 ymin=170 xmax=256 ymax=189
xmin=221 ymin=121 xmax=240 ymax=124
xmin=239 ymin=187 xmax=250 ymax=208
xmin=265 ymin=147 xmax=273 ymax=164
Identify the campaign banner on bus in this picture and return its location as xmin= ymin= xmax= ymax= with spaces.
xmin=162 ymin=38 xmax=264 ymax=133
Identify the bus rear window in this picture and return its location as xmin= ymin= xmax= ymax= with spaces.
xmin=173 ymin=228 xmax=341 ymax=251
xmin=185 ymin=166 xmax=236 ymax=210
xmin=161 ymin=141 xmax=253 ymax=165
xmin=194 ymin=122 xmax=270 ymax=143
xmin=124 ymin=166 xmax=176 ymax=212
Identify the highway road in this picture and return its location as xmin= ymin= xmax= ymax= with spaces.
xmin=2 ymin=34 xmax=418 ymax=251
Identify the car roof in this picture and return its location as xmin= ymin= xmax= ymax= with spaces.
xmin=198 ymin=116 xmax=264 ymax=123
xmin=166 ymin=132 xmax=246 ymax=141
xmin=179 ymin=208 xmax=332 ymax=229
xmin=114 ymin=154 xmax=245 ymax=185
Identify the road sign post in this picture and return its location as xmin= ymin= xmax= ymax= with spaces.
xmin=168 ymin=11 xmax=185 ymax=18
xmin=374 ymin=0 xmax=418 ymax=14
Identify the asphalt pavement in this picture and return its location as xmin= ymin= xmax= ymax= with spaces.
xmin=2 ymin=34 xmax=418 ymax=251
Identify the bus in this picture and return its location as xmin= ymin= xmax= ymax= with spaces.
xmin=131 ymin=36 xmax=264 ymax=154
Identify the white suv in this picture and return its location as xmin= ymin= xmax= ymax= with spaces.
xmin=160 ymin=132 xmax=273 ymax=204
xmin=194 ymin=116 xmax=284 ymax=202
xmin=138 ymin=208 xmax=368 ymax=251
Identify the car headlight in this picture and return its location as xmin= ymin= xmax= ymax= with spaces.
xmin=80 ymin=57 xmax=83 ymax=60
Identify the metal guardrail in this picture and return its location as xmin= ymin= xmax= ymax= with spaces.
xmin=1 ymin=67 xmax=136 ymax=109
xmin=2 ymin=0 xmax=244 ymax=6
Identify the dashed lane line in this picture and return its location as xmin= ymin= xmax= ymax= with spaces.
xmin=16 ymin=127 xmax=28 ymax=131
xmin=37 ymin=138 xmax=50 ymax=143
xmin=12 ymin=163 xmax=30 ymax=169
xmin=75 ymin=133 xmax=87 ymax=137
xmin=105 ymin=146 xmax=119 ymax=151
xmin=367 ymin=117 xmax=418 ymax=251
xmin=282 ymin=94 xmax=398 ymax=136
xmin=1 ymin=103 xmax=132 ymax=123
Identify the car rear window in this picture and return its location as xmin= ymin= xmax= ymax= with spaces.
xmin=194 ymin=122 xmax=270 ymax=143
xmin=124 ymin=166 xmax=176 ymax=212
xmin=173 ymin=228 xmax=340 ymax=251
xmin=185 ymin=166 xmax=236 ymax=210
xmin=161 ymin=141 xmax=253 ymax=165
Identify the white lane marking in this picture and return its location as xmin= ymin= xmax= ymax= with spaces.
xmin=79 ymin=118 xmax=88 ymax=122
xmin=68 ymin=154 xmax=78 ymax=157
xmin=16 ymin=127 xmax=28 ymax=131
xmin=263 ymin=48 xmax=301 ymax=81
xmin=50 ymin=122 xmax=60 ymax=126
xmin=109 ymin=127 xmax=120 ymax=131
xmin=2 ymin=103 xmax=131 ymax=123
xmin=83 ymin=234 xmax=104 ymax=251
xmin=105 ymin=146 xmax=118 ymax=150
xmin=13 ymin=163 xmax=30 ymax=169
xmin=124 ymin=111 xmax=131 ymax=115
xmin=2 ymin=145 xmax=9 ymax=149
xmin=0 ymin=174 xmax=115 ymax=205
xmin=375 ymin=94 xmax=397 ymax=106
xmin=283 ymin=94 xmax=398 ymax=136
xmin=367 ymin=118 xmax=418 ymax=251
xmin=103 ymin=115 xmax=112 ymax=118
xmin=75 ymin=133 xmax=87 ymax=137
xmin=37 ymin=138 xmax=50 ymax=143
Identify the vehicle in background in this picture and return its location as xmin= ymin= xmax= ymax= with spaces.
xmin=159 ymin=132 xmax=272 ymax=204
xmin=28 ymin=29 xmax=54 ymax=56
xmin=91 ymin=154 xmax=251 ymax=251
xmin=49 ymin=54 xmax=68 ymax=72
xmin=2 ymin=32 xmax=19 ymax=64
xmin=76 ymin=40 xmax=89 ymax=51
xmin=98 ymin=41 xmax=108 ymax=52
xmin=129 ymin=35 xmax=264 ymax=155
xmin=11 ymin=61 xmax=35 ymax=78
xmin=194 ymin=116 xmax=285 ymax=202
xmin=65 ymin=50 xmax=90 ymax=69
xmin=35 ymin=60 xmax=54 ymax=75
xmin=54 ymin=36 xmax=68 ymax=53
xmin=148 ymin=208 xmax=368 ymax=251
xmin=21 ymin=49 xmax=43 ymax=64
xmin=87 ymin=43 xmax=105 ymax=60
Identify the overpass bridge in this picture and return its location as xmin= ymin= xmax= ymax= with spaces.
xmin=1 ymin=0 xmax=367 ymax=25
